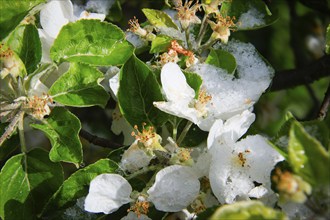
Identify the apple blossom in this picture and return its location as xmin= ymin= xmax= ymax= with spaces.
xmin=84 ymin=174 xmax=132 ymax=214
xmin=147 ymin=165 xmax=200 ymax=212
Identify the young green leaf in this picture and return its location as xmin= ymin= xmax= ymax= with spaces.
xmin=50 ymin=19 xmax=134 ymax=65
xmin=183 ymin=71 xmax=203 ymax=98
xmin=118 ymin=55 xmax=169 ymax=128
xmin=31 ymin=107 xmax=83 ymax=164
xmin=205 ymin=49 xmax=237 ymax=74
xmin=41 ymin=159 xmax=118 ymax=217
xmin=0 ymin=0 xmax=45 ymax=40
xmin=150 ymin=35 xmax=173 ymax=53
xmin=209 ymin=201 xmax=287 ymax=220
xmin=0 ymin=148 xmax=63 ymax=219
xmin=220 ymin=0 xmax=278 ymax=30
xmin=288 ymin=121 xmax=330 ymax=186
xmin=4 ymin=24 xmax=41 ymax=74
xmin=49 ymin=62 xmax=109 ymax=108
xmin=142 ymin=8 xmax=179 ymax=30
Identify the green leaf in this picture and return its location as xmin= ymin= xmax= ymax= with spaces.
xmin=118 ymin=55 xmax=169 ymax=128
xmin=0 ymin=148 xmax=63 ymax=219
xmin=220 ymin=0 xmax=278 ymax=30
xmin=107 ymin=0 xmax=123 ymax=22
xmin=180 ymin=122 xmax=208 ymax=147
xmin=205 ymin=49 xmax=237 ymax=74
xmin=142 ymin=8 xmax=179 ymax=30
xmin=183 ymin=71 xmax=203 ymax=98
xmin=326 ymin=24 xmax=330 ymax=54
xmin=210 ymin=201 xmax=287 ymax=220
xmin=288 ymin=121 xmax=330 ymax=186
xmin=50 ymin=19 xmax=134 ymax=65
xmin=0 ymin=42 xmax=27 ymax=78
xmin=150 ymin=35 xmax=173 ymax=53
xmin=4 ymin=24 xmax=41 ymax=73
xmin=41 ymin=159 xmax=118 ymax=217
xmin=31 ymin=107 xmax=82 ymax=164
xmin=0 ymin=0 xmax=46 ymax=40
xmin=49 ymin=62 xmax=109 ymax=108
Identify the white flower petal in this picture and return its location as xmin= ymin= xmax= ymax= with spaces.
xmin=209 ymin=135 xmax=284 ymax=204
xmin=84 ymin=174 xmax=132 ymax=214
xmin=38 ymin=29 xmax=53 ymax=63
xmin=207 ymin=110 xmax=255 ymax=149
xmin=161 ymin=62 xmax=195 ymax=103
xmin=153 ymin=101 xmax=199 ymax=124
xmin=109 ymin=72 xmax=120 ymax=99
xmin=147 ymin=165 xmax=200 ymax=212
xmin=40 ymin=0 xmax=74 ymax=38
xmin=110 ymin=105 xmax=134 ymax=145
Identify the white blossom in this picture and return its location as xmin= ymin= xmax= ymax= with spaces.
xmin=121 ymin=212 xmax=151 ymax=220
xmin=209 ymin=135 xmax=284 ymax=204
xmin=147 ymin=165 xmax=200 ymax=212
xmin=84 ymin=174 xmax=132 ymax=214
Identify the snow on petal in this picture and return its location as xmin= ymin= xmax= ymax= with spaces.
xmin=84 ymin=174 xmax=132 ymax=214
xmin=147 ymin=165 xmax=200 ymax=212
xmin=40 ymin=0 xmax=75 ymax=39
xmin=120 ymin=141 xmax=154 ymax=173
xmin=209 ymin=135 xmax=284 ymax=204
xmin=79 ymin=10 xmax=106 ymax=21
xmin=121 ymin=212 xmax=151 ymax=220
xmin=207 ymin=110 xmax=255 ymax=149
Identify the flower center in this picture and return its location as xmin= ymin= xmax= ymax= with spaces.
xmin=128 ymin=199 xmax=150 ymax=217
xmin=131 ymin=123 xmax=159 ymax=148
xmin=193 ymin=89 xmax=212 ymax=118
xmin=128 ymin=16 xmax=148 ymax=37
xmin=23 ymin=95 xmax=52 ymax=120
xmin=234 ymin=149 xmax=251 ymax=168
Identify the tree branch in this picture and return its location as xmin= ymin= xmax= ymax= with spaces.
xmin=79 ymin=129 xmax=123 ymax=149
xmin=318 ymin=82 xmax=330 ymax=120
xmin=270 ymin=55 xmax=330 ymax=91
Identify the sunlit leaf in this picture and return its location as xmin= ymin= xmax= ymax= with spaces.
xmin=326 ymin=24 xmax=330 ymax=54
xmin=50 ymin=19 xmax=134 ymax=65
xmin=209 ymin=201 xmax=287 ymax=220
xmin=0 ymin=0 xmax=45 ymax=40
xmin=288 ymin=121 xmax=330 ymax=186
xmin=142 ymin=8 xmax=178 ymax=30
xmin=150 ymin=35 xmax=173 ymax=53
xmin=49 ymin=62 xmax=109 ymax=108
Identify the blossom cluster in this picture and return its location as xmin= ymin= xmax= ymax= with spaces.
xmin=28 ymin=0 xmax=313 ymax=219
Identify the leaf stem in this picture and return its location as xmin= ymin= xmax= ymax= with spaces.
xmin=177 ymin=120 xmax=193 ymax=145
xmin=18 ymin=111 xmax=27 ymax=153
xmin=184 ymin=27 xmax=191 ymax=50
xmin=0 ymin=111 xmax=22 ymax=146
xmin=126 ymin=165 xmax=159 ymax=181
xmin=196 ymin=14 xmax=209 ymax=47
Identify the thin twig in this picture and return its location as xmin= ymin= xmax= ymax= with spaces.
xmin=318 ymin=82 xmax=330 ymax=120
xmin=196 ymin=14 xmax=209 ymax=47
xmin=270 ymin=55 xmax=330 ymax=91
xmin=79 ymin=129 xmax=123 ymax=149
xmin=0 ymin=111 xmax=22 ymax=147
xmin=177 ymin=121 xmax=193 ymax=145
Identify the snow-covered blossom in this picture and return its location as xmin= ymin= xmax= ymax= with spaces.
xmin=84 ymin=174 xmax=132 ymax=214
xmin=209 ymin=134 xmax=284 ymax=204
xmin=147 ymin=165 xmax=200 ymax=212
xmin=39 ymin=0 xmax=105 ymax=62
xmin=121 ymin=211 xmax=151 ymax=220
xmin=238 ymin=7 xmax=265 ymax=29
xmin=120 ymin=141 xmax=154 ymax=173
